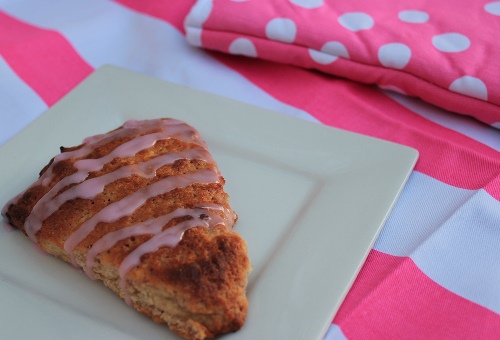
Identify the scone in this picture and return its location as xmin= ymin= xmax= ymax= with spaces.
xmin=2 ymin=118 xmax=251 ymax=340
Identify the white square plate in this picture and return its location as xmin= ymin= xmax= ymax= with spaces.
xmin=0 ymin=65 xmax=418 ymax=339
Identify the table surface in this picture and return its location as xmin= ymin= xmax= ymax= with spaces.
xmin=1 ymin=1 xmax=499 ymax=339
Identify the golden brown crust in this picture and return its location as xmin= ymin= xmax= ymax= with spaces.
xmin=3 ymin=118 xmax=250 ymax=339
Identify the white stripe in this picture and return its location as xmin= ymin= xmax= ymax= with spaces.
xmin=374 ymin=172 xmax=474 ymax=256
xmin=323 ymin=323 xmax=347 ymax=340
xmin=0 ymin=56 xmax=47 ymax=146
xmin=323 ymin=323 xmax=348 ymax=340
xmin=0 ymin=0 xmax=317 ymax=124
xmin=374 ymin=171 xmax=500 ymax=314
xmin=384 ymin=91 xmax=500 ymax=151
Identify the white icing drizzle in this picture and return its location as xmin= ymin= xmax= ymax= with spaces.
xmin=4 ymin=118 xmax=204 ymax=216
xmin=25 ymin=147 xmax=213 ymax=241
xmin=64 ymin=168 xmax=221 ymax=266
xmin=85 ymin=205 xmax=228 ymax=273
xmin=1 ymin=119 xmax=235 ymax=291
xmin=118 ymin=209 xmax=225 ymax=305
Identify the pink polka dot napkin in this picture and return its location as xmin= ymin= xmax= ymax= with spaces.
xmin=185 ymin=0 xmax=500 ymax=128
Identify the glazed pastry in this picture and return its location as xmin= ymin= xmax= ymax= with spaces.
xmin=2 ymin=118 xmax=251 ymax=340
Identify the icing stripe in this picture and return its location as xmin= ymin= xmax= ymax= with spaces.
xmin=4 ymin=116 xmax=229 ymax=306
xmin=26 ymin=147 xmax=212 ymax=240
xmin=333 ymin=250 xmax=500 ymax=339
xmin=64 ymin=168 xmax=220 ymax=265
xmin=0 ymin=10 xmax=93 ymax=106
xmin=117 ymin=207 xmax=226 ymax=304
xmin=21 ymin=119 xmax=207 ymax=240
xmin=41 ymin=119 xmax=198 ymax=185
xmin=86 ymin=206 xmax=225 ymax=278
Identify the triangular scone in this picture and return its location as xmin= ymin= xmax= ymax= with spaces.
xmin=2 ymin=118 xmax=251 ymax=340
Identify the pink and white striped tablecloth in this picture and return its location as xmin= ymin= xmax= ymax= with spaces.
xmin=1 ymin=1 xmax=499 ymax=339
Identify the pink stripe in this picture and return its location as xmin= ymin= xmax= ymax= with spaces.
xmin=207 ymin=53 xmax=500 ymax=198
xmin=334 ymin=250 xmax=500 ymax=339
xmin=0 ymin=11 xmax=93 ymax=106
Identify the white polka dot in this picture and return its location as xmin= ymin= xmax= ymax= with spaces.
xmin=449 ymin=76 xmax=488 ymax=101
xmin=338 ymin=12 xmax=374 ymax=32
xmin=398 ymin=10 xmax=429 ymax=23
xmin=492 ymin=122 xmax=500 ymax=129
xmin=485 ymin=2 xmax=500 ymax=15
xmin=184 ymin=0 xmax=213 ymax=47
xmin=290 ymin=0 xmax=324 ymax=9
xmin=229 ymin=38 xmax=257 ymax=57
xmin=309 ymin=42 xmax=349 ymax=64
xmin=378 ymin=43 xmax=412 ymax=69
xmin=432 ymin=33 xmax=470 ymax=52
xmin=265 ymin=18 xmax=297 ymax=43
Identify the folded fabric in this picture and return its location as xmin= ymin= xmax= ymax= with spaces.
xmin=185 ymin=0 xmax=500 ymax=129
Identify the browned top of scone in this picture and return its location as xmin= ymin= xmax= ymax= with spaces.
xmin=3 ymin=118 xmax=250 ymax=339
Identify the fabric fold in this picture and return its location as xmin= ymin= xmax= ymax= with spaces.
xmin=185 ymin=0 xmax=500 ymax=128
